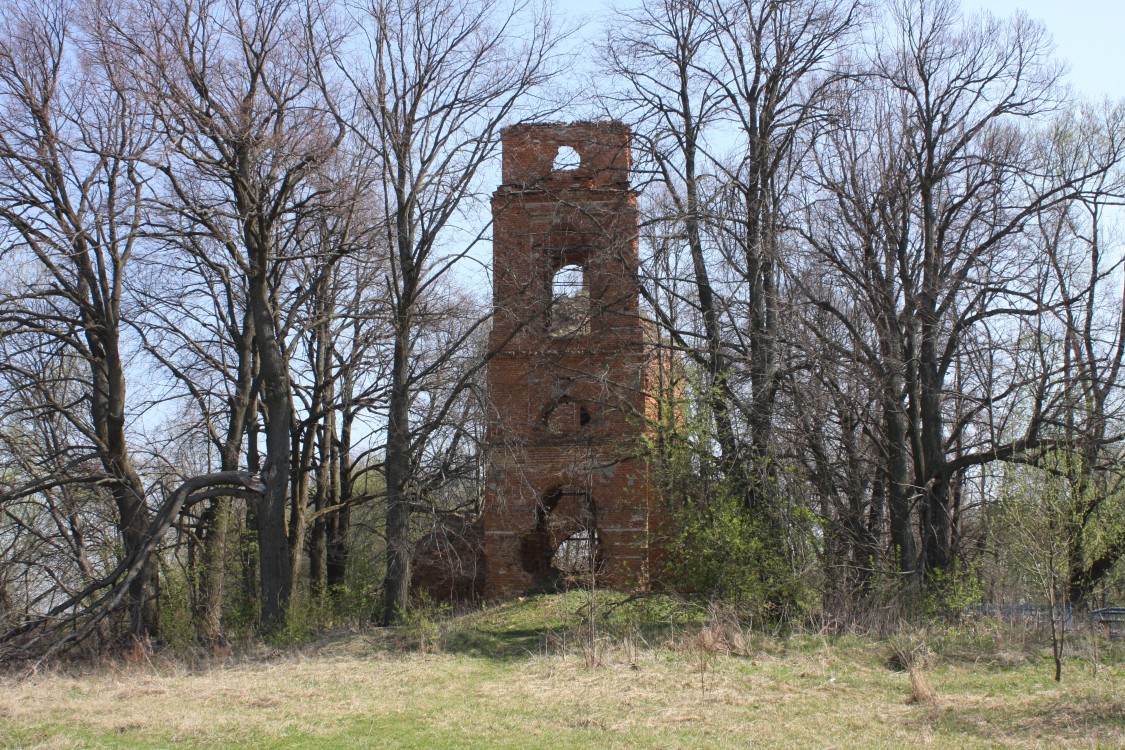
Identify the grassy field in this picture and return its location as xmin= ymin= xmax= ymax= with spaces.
xmin=1 ymin=593 xmax=1123 ymax=749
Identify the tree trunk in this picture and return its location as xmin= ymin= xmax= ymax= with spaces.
xmin=195 ymin=312 xmax=255 ymax=641
xmin=195 ymin=498 xmax=229 ymax=642
xmin=309 ymin=416 xmax=333 ymax=599
xmin=382 ymin=333 xmax=413 ymax=625
xmin=918 ymin=333 xmax=951 ymax=576
xmin=326 ymin=411 xmax=352 ymax=593
xmin=91 ymin=327 xmax=159 ymax=639
xmin=884 ymin=392 xmax=916 ymax=577
xmin=288 ymin=415 xmax=314 ymax=594
xmin=247 ymin=266 xmax=293 ymax=631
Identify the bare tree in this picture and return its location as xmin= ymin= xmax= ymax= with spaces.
xmin=1036 ymin=104 xmax=1125 ymax=608
xmin=603 ymin=0 xmax=860 ymax=613
xmin=332 ymin=0 xmax=566 ymax=623
xmin=798 ymin=1 xmax=1125 ymax=598
xmin=284 ymin=147 xmax=391 ymax=602
xmin=603 ymin=0 xmax=739 ymax=487
xmin=872 ymin=0 xmax=1106 ymax=576
xmin=0 ymin=0 xmax=160 ymax=637
xmin=704 ymin=0 xmax=861 ymax=506
xmin=103 ymin=0 xmax=345 ymax=629
xmin=800 ymin=72 xmax=924 ymax=582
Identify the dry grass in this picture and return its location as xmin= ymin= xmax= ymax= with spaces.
xmin=1 ymin=600 xmax=1123 ymax=749
xmin=892 ymin=641 xmax=938 ymax=705
xmin=908 ymin=668 xmax=936 ymax=705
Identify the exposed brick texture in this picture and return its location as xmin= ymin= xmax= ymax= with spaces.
xmin=483 ymin=122 xmax=663 ymax=600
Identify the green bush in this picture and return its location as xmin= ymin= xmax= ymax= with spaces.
xmin=917 ymin=564 xmax=983 ymax=620
xmin=399 ymin=593 xmax=452 ymax=653
xmin=157 ymin=562 xmax=196 ymax=648
xmin=667 ymin=489 xmax=815 ymax=623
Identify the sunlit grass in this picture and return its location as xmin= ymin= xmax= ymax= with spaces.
xmin=1 ymin=595 xmax=1122 ymax=749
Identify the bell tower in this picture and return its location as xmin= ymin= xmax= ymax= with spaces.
xmin=483 ymin=122 xmax=660 ymax=599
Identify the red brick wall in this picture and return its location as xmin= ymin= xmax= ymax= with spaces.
xmin=483 ymin=122 xmax=662 ymax=599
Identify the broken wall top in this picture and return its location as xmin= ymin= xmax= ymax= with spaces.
xmin=500 ymin=121 xmax=631 ymax=190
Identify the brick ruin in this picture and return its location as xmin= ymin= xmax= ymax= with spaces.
xmin=482 ymin=122 xmax=663 ymax=600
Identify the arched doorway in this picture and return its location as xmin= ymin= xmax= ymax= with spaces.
xmin=519 ymin=484 xmax=601 ymax=590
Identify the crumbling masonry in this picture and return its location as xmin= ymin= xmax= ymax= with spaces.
xmin=483 ymin=122 xmax=663 ymax=599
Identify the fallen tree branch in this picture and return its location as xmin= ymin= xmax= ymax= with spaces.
xmin=0 ymin=470 xmax=263 ymax=670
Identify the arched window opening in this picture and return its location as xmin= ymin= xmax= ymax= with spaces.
xmin=546 ymin=400 xmax=579 ymax=433
xmin=552 ymin=145 xmax=581 ymax=171
xmin=544 ymin=398 xmax=591 ymax=434
xmin=553 ymin=263 xmax=585 ymax=297
xmin=549 ymin=263 xmax=589 ymax=337
xmin=552 ymin=529 xmax=600 ymax=578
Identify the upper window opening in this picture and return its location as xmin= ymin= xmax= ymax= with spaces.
xmin=545 ymin=399 xmax=592 ymax=433
xmin=553 ymin=264 xmax=585 ymax=297
xmin=549 ymin=264 xmax=589 ymax=337
xmin=553 ymin=145 xmax=581 ymax=171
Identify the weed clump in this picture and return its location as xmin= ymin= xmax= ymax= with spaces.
xmin=890 ymin=640 xmax=937 ymax=704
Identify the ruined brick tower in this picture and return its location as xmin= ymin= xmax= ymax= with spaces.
xmin=483 ymin=122 xmax=661 ymax=599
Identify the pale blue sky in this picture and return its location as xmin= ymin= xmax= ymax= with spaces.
xmin=965 ymin=0 xmax=1124 ymax=100
xmin=562 ymin=0 xmax=1124 ymax=101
